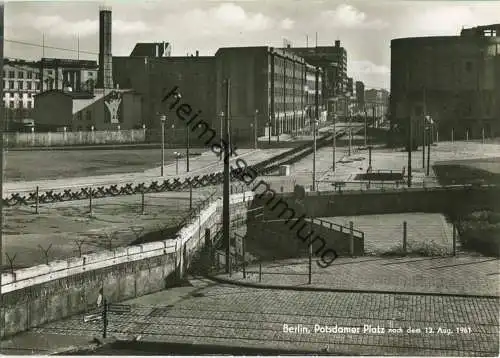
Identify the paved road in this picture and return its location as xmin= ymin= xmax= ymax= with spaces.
xmin=214 ymin=256 xmax=500 ymax=297
xmin=3 ymin=148 xmax=290 ymax=195
xmin=20 ymin=278 xmax=499 ymax=356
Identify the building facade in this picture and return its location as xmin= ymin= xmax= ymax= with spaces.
xmin=130 ymin=42 xmax=172 ymax=57
xmin=283 ymin=40 xmax=348 ymax=101
xmin=33 ymin=88 xmax=142 ymax=132
xmin=2 ymin=58 xmax=98 ymax=123
xmin=391 ymin=24 xmax=500 ymax=139
xmin=113 ymin=54 xmax=217 ymax=143
xmin=355 ymin=80 xmax=365 ymax=109
xmin=215 ymin=46 xmax=323 ymax=142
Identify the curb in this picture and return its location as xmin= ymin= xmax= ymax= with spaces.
xmin=205 ymin=274 xmax=500 ymax=299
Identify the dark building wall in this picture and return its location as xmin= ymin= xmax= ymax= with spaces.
xmin=72 ymin=91 xmax=142 ymax=131
xmin=355 ymin=81 xmax=365 ymax=108
xmin=113 ymin=56 xmax=216 ymax=143
xmin=33 ymin=92 xmax=73 ymax=130
xmin=391 ymin=32 xmax=500 ymax=139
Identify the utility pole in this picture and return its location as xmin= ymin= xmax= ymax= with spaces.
xmin=313 ymin=67 xmax=319 ymax=191
xmin=426 ymin=125 xmax=431 ymax=176
xmin=348 ymin=98 xmax=352 ymax=157
xmin=364 ymin=106 xmax=367 ymax=147
xmin=408 ymin=117 xmax=412 ymax=187
xmin=254 ymin=109 xmax=258 ymax=149
xmin=332 ymin=112 xmax=336 ymax=172
xmin=223 ymin=79 xmax=231 ymax=275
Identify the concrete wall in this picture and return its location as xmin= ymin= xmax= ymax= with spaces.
xmin=0 ymin=191 xmax=254 ymax=338
xmin=246 ymin=218 xmax=363 ymax=259
xmin=3 ymin=128 xmax=147 ymax=147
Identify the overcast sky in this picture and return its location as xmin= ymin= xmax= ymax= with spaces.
xmin=4 ymin=0 xmax=500 ymax=89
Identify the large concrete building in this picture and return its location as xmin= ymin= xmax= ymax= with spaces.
xmin=113 ymin=46 xmax=324 ymax=145
xmin=281 ymin=40 xmax=348 ymax=100
xmin=355 ymin=80 xmax=365 ymax=109
xmin=215 ymin=46 xmax=323 ymax=142
xmin=130 ymin=42 xmax=171 ymax=57
xmin=390 ymin=24 xmax=500 ymax=140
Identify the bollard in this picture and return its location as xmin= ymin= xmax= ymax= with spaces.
xmin=35 ymin=185 xmax=39 ymax=214
xmin=349 ymin=221 xmax=354 ymax=257
xmin=403 ymin=221 xmax=407 ymax=253
xmin=308 ymin=218 xmax=313 ymax=284
xmin=89 ymin=187 xmax=93 ymax=216
xmin=141 ymin=191 xmax=145 ymax=215
xmin=259 ymin=262 xmax=262 ymax=282
xmin=466 ymin=130 xmax=469 ymax=141
xmin=451 ymin=129 xmax=454 ymax=143
xmin=102 ymin=299 xmax=108 ymax=338
xmin=452 ymin=223 xmax=457 ymax=256
xmin=482 ymin=128 xmax=485 ymax=144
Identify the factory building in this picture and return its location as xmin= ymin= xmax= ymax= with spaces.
xmin=214 ymin=46 xmax=323 ymax=142
xmin=130 ymin=42 xmax=171 ymax=57
xmin=391 ymin=24 xmax=500 ymax=140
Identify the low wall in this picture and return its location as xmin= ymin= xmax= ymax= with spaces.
xmin=250 ymin=185 xmax=499 ymax=219
xmin=4 ymin=129 xmax=147 ymax=148
xmin=246 ymin=219 xmax=363 ymax=259
xmin=0 ymin=191 xmax=254 ymax=338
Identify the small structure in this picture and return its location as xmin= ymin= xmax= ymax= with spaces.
xmin=33 ymin=88 xmax=142 ymax=131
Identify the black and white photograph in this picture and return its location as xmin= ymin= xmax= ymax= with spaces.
xmin=0 ymin=0 xmax=499 ymax=355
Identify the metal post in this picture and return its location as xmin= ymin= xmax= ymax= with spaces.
xmin=223 ymin=79 xmax=231 ymax=275
xmin=349 ymin=221 xmax=354 ymax=257
xmin=268 ymin=120 xmax=271 ymax=144
xmin=141 ymin=191 xmax=145 ymax=215
xmin=408 ymin=118 xmax=412 ymax=188
xmin=403 ymin=221 xmax=407 ymax=253
xmin=259 ymin=262 xmax=262 ymax=282
xmin=313 ymin=119 xmax=317 ymax=191
xmin=364 ymin=110 xmax=367 ymax=147
xmin=451 ymin=128 xmax=454 ymax=143
xmin=426 ymin=128 xmax=431 ymax=176
xmin=466 ymin=129 xmax=469 ymax=141
xmin=242 ymin=234 xmax=246 ymax=279
xmin=35 ymin=185 xmax=39 ymax=214
xmin=422 ymin=119 xmax=426 ymax=169
xmin=161 ymin=118 xmax=165 ymax=176
xmin=332 ymin=114 xmax=336 ymax=172
xmin=89 ymin=187 xmax=93 ymax=215
xmin=102 ymin=299 xmax=108 ymax=338
xmin=254 ymin=110 xmax=258 ymax=149
xmin=186 ymin=126 xmax=190 ymax=172
xmin=348 ymin=108 xmax=352 ymax=157
xmin=369 ymin=146 xmax=372 ymax=168
xmin=308 ymin=219 xmax=312 ymax=284
xmin=482 ymin=127 xmax=485 ymax=144
xmin=175 ymin=155 xmax=179 ymax=175
xmin=452 ymin=223 xmax=456 ymax=256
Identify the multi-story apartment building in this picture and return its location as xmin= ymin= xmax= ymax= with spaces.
xmin=283 ymin=40 xmax=348 ymax=100
xmin=2 ymin=58 xmax=99 ymax=121
xmin=355 ymin=80 xmax=365 ymax=109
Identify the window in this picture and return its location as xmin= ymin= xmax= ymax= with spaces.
xmin=27 ymin=71 xmax=33 ymax=79
xmin=18 ymin=81 xmax=23 ymax=90
xmin=35 ymin=73 xmax=40 ymax=79
xmin=27 ymin=82 xmax=32 ymax=90
xmin=36 ymin=82 xmax=40 ymax=90
xmin=47 ymin=70 xmax=53 ymax=75
xmin=8 ymin=80 xmax=14 ymax=89
xmin=8 ymin=71 xmax=15 ymax=78
xmin=18 ymin=71 xmax=24 ymax=79
xmin=88 ymin=71 xmax=93 ymax=76
xmin=86 ymin=110 xmax=92 ymax=121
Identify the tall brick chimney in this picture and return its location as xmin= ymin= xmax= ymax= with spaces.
xmin=97 ymin=6 xmax=113 ymax=89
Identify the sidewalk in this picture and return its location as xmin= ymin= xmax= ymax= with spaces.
xmin=3 ymin=148 xmax=290 ymax=195
xmin=212 ymin=255 xmax=500 ymax=297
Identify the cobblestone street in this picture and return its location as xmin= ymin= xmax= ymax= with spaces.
xmin=28 ymin=279 xmax=499 ymax=356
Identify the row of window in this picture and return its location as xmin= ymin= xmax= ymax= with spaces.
xmin=75 ymin=111 xmax=92 ymax=121
xmin=2 ymin=100 xmax=33 ymax=109
xmin=4 ymin=92 xmax=35 ymax=98
xmin=3 ymin=70 xmax=40 ymax=79
xmin=3 ymin=80 xmax=40 ymax=90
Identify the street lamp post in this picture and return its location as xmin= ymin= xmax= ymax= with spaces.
xmin=160 ymin=114 xmax=166 ymax=176
xmin=268 ymin=119 xmax=272 ymax=144
xmin=312 ymin=119 xmax=318 ymax=191
xmin=174 ymin=151 xmax=180 ymax=175
xmin=364 ymin=107 xmax=367 ymax=147
xmin=253 ymin=109 xmax=258 ymax=149
xmin=219 ymin=111 xmax=224 ymax=160
xmin=426 ymin=125 xmax=431 ymax=176
xmin=332 ymin=113 xmax=336 ymax=172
